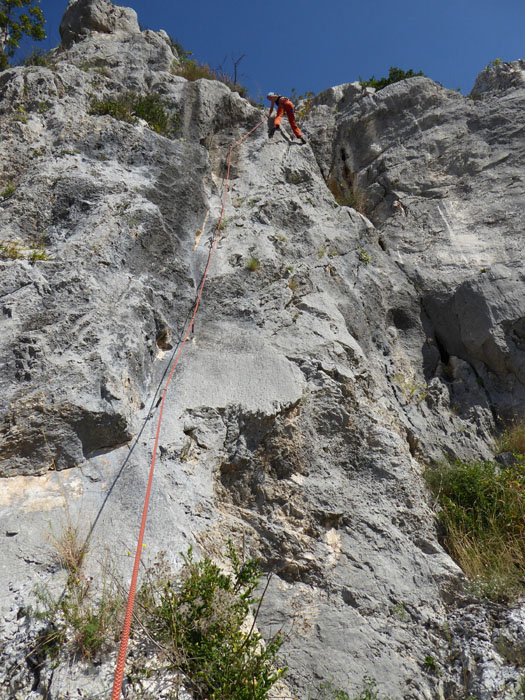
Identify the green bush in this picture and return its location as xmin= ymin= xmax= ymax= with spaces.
xmin=424 ymin=457 xmax=525 ymax=599
xmin=360 ymin=66 xmax=425 ymax=91
xmin=137 ymin=544 xmax=284 ymax=700
xmin=133 ymin=93 xmax=174 ymax=134
xmin=89 ymin=91 xmax=179 ymax=136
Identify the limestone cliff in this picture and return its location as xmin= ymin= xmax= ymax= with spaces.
xmin=0 ymin=1 xmax=524 ymax=698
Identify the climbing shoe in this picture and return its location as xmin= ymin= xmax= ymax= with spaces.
xmin=299 ymin=136 xmax=307 ymax=144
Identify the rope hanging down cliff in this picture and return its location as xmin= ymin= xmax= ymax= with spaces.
xmin=110 ymin=116 xmax=266 ymax=700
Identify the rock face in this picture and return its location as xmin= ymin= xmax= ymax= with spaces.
xmin=0 ymin=2 xmax=524 ymax=698
xmin=60 ymin=0 xmax=141 ymax=47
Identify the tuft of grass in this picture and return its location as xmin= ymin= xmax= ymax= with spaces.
xmin=246 ymin=255 xmax=260 ymax=272
xmin=49 ymin=520 xmax=88 ymax=578
xmin=423 ymin=654 xmax=439 ymax=673
xmin=0 ymin=235 xmax=49 ymax=262
xmin=327 ymin=176 xmax=368 ymax=214
xmin=33 ymin=523 xmax=124 ymax=662
xmin=497 ymin=420 xmax=525 ymax=456
xmin=34 ymin=570 xmax=124 ymax=661
xmin=1 ymin=179 xmax=16 ymax=199
xmin=89 ymin=91 xmax=179 ymax=136
xmin=29 ymin=235 xmax=50 ymax=262
xmin=424 ymin=457 xmax=525 ymax=600
xmin=357 ymin=248 xmax=372 ymax=265
xmin=288 ymin=277 xmax=298 ymax=293
xmin=14 ymin=105 xmax=27 ymax=123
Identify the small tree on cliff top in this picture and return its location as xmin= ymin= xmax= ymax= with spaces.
xmin=0 ymin=0 xmax=46 ymax=69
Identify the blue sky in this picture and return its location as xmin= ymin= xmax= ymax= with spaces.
xmin=19 ymin=0 xmax=525 ymax=98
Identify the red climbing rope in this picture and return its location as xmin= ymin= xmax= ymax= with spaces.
xmin=110 ymin=116 xmax=266 ymax=700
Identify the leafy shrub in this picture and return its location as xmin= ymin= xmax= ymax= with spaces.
xmin=32 ymin=535 xmax=283 ymax=698
xmin=357 ymin=248 xmax=373 ymax=266
xmin=89 ymin=91 xmax=179 ymax=136
xmin=360 ymin=66 xmax=425 ymax=91
xmin=393 ymin=372 xmax=426 ymax=403
xmin=133 ymin=93 xmax=174 ymax=134
xmin=424 ymin=458 xmax=525 ymax=599
xmin=137 ymin=544 xmax=284 ymax=700
xmin=487 ymin=58 xmax=502 ymax=69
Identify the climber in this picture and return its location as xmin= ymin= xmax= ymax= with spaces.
xmin=267 ymin=92 xmax=306 ymax=144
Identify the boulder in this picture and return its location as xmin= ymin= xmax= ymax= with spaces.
xmin=60 ymin=0 xmax=140 ymax=47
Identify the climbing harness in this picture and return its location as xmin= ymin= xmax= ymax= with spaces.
xmin=110 ymin=115 xmax=265 ymax=700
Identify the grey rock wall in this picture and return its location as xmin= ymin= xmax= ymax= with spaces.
xmin=0 ymin=1 xmax=524 ymax=698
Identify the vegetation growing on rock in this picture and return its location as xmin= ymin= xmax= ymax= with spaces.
xmin=359 ymin=66 xmax=425 ymax=90
xmin=31 ymin=539 xmax=284 ymax=700
xmin=0 ymin=0 xmax=46 ymax=69
xmin=89 ymin=91 xmax=179 ymax=136
xmin=171 ymin=42 xmax=249 ymax=98
xmin=424 ymin=450 xmax=525 ymax=600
